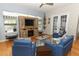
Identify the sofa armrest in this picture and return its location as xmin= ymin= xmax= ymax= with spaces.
xmin=32 ymin=44 xmax=36 ymax=56
xmin=45 ymin=41 xmax=64 ymax=56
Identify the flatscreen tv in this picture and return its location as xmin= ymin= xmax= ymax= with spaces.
xmin=25 ymin=19 xmax=34 ymax=26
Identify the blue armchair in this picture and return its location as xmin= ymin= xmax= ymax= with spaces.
xmin=12 ymin=39 xmax=36 ymax=56
xmin=45 ymin=35 xmax=74 ymax=56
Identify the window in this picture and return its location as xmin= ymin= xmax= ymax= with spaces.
xmin=53 ymin=16 xmax=58 ymax=33
xmin=60 ymin=15 xmax=67 ymax=31
xmin=53 ymin=15 xmax=67 ymax=35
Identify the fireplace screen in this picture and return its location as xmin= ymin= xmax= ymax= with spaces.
xmin=28 ymin=30 xmax=34 ymax=37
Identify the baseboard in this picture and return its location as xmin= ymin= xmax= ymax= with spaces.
xmin=0 ymin=39 xmax=8 ymax=42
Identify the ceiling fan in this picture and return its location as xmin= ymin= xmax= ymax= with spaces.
xmin=40 ymin=3 xmax=54 ymax=8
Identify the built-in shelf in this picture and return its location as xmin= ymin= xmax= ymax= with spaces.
xmin=3 ymin=15 xmax=17 ymax=37
xmin=4 ymin=23 xmax=17 ymax=25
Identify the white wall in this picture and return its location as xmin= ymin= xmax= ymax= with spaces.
xmin=46 ymin=4 xmax=79 ymax=40
xmin=0 ymin=3 xmax=44 ymax=41
xmin=0 ymin=11 xmax=5 ymax=41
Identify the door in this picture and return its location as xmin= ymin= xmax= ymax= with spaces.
xmin=76 ymin=17 xmax=79 ymax=39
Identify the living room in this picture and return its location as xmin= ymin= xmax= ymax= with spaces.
xmin=0 ymin=3 xmax=79 ymax=57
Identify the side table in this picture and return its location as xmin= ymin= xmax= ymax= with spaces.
xmin=36 ymin=46 xmax=52 ymax=56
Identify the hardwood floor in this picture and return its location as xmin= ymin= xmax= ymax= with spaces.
xmin=0 ymin=40 xmax=13 ymax=56
xmin=68 ymin=39 xmax=79 ymax=56
xmin=0 ymin=39 xmax=79 ymax=56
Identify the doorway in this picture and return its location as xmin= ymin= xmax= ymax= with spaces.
xmin=76 ymin=17 xmax=79 ymax=39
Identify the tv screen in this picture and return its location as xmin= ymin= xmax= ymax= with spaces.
xmin=25 ymin=19 xmax=34 ymax=26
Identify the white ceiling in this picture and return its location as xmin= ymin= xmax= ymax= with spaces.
xmin=15 ymin=3 xmax=70 ymax=12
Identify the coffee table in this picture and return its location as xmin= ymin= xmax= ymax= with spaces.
xmin=35 ymin=35 xmax=49 ymax=47
xmin=50 ymin=38 xmax=61 ymax=44
xmin=31 ymin=35 xmax=52 ymax=46
xmin=36 ymin=46 xmax=52 ymax=56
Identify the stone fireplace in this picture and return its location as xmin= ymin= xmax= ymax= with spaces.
xmin=19 ymin=16 xmax=38 ymax=38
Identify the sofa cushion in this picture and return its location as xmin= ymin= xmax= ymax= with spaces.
xmin=14 ymin=39 xmax=32 ymax=46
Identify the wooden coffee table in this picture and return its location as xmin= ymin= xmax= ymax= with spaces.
xmin=36 ymin=46 xmax=52 ymax=56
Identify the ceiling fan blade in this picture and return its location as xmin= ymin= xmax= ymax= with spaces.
xmin=40 ymin=3 xmax=54 ymax=8
xmin=46 ymin=3 xmax=54 ymax=5
xmin=40 ymin=4 xmax=44 ymax=8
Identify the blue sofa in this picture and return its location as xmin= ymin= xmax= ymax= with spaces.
xmin=45 ymin=35 xmax=74 ymax=56
xmin=12 ymin=39 xmax=36 ymax=56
